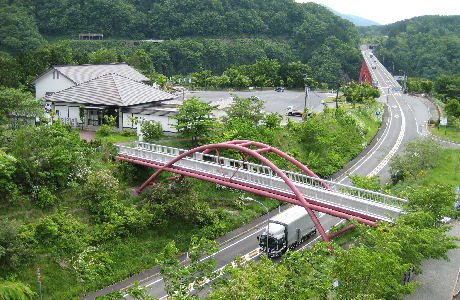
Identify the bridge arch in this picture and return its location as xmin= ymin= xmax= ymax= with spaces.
xmin=124 ymin=140 xmax=374 ymax=246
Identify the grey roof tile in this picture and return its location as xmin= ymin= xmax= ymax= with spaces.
xmin=44 ymin=74 xmax=177 ymax=107
xmin=30 ymin=63 xmax=149 ymax=85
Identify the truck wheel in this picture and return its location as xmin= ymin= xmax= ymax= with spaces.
xmin=288 ymin=112 xmax=292 ymax=116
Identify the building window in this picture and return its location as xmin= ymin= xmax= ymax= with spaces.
xmin=53 ymin=71 xmax=59 ymax=79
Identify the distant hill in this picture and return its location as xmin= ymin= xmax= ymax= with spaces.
xmin=358 ymin=15 xmax=460 ymax=80
xmin=322 ymin=5 xmax=380 ymax=26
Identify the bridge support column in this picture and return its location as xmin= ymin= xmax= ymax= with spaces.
xmin=137 ymin=168 xmax=163 ymax=194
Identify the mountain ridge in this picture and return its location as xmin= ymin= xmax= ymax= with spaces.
xmin=321 ymin=4 xmax=381 ymax=26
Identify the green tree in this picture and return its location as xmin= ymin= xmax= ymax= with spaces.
xmin=0 ymin=88 xmax=43 ymax=126
xmin=172 ymin=97 xmax=219 ymax=146
xmin=209 ymin=255 xmax=290 ymax=299
xmin=20 ymin=210 xmax=91 ymax=259
xmin=389 ymin=137 xmax=442 ymax=183
xmin=263 ymin=112 xmax=283 ymax=129
xmin=95 ymin=281 xmax=156 ymax=300
xmin=84 ymin=169 xmax=120 ymax=223
xmin=142 ymin=178 xmax=216 ymax=226
xmin=420 ymin=80 xmax=433 ymax=93
xmin=73 ymin=246 xmax=113 ymax=297
xmin=141 ymin=120 xmax=164 ymax=142
xmin=97 ymin=115 xmax=117 ymax=137
xmin=209 ymin=244 xmax=334 ymax=299
xmin=221 ymin=95 xmax=266 ymax=126
xmin=157 ymin=236 xmax=218 ymax=299
xmin=0 ymin=281 xmax=34 ymax=300
xmin=5 ymin=121 xmax=87 ymax=192
xmin=0 ymin=151 xmax=19 ymax=205
xmin=434 ymin=74 xmax=460 ymax=102
xmin=88 ymin=49 xmax=118 ymax=64
xmin=444 ymin=98 xmax=460 ymax=118
xmin=0 ymin=5 xmax=45 ymax=56
xmin=332 ymin=239 xmax=415 ymax=299
xmin=399 ymin=182 xmax=455 ymax=225
xmin=246 ymin=57 xmax=280 ymax=87
xmin=129 ymin=49 xmax=154 ymax=76
xmin=0 ymin=219 xmax=34 ymax=274
xmin=279 ymin=61 xmax=311 ymax=89
xmin=348 ymin=174 xmax=382 ymax=192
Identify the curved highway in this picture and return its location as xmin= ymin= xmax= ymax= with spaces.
xmin=337 ymin=48 xmax=431 ymax=185
xmin=84 ymin=49 xmax=437 ymax=300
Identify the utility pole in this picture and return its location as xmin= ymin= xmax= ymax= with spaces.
xmin=204 ymin=60 xmax=208 ymax=91
xmin=335 ymin=80 xmax=341 ymax=109
xmin=304 ymin=73 xmax=310 ymax=109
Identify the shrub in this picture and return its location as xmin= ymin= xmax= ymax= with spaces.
xmin=141 ymin=120 xmax=163 ymax=142
xmin=0 ymin=219 xmax=34 ymax=274
xmin=5 ymin=122 xmax=84 ymax=192
xmin=121 ymin=129 xmax=136 ymax=137
xmin=115 ymin=161 xmax=139 ymax=185
xmin=34 ymin=186 xmax=57 ymax=209
xmin=20 ymin=211 xmax=90 ymax=260
xmin=84 ymin=170 xmax=120 ymax=223
xmin=143 ymin=178 xmax=217 ymax=226
xmin=96 ymin=124 xmax=113 ymax=137
xmin=0 ymin=150 xmax=19 ymax=205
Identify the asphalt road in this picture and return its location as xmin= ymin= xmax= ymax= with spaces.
xmin=83 ymin=53 xmax=460 ymax=299
xmin=183 ymin=89 xmax=338 ymax=122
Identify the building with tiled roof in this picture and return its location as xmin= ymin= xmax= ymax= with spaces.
xmin=210 ymin=97 xmax=235 ymax=119
xmin=30 ymin=63 xmax=150 ymax=99
xmin=30 ymin=63 xmax=179 ymax=131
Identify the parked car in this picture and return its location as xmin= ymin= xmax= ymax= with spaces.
xmin=275 ymin=87 xmax=284 ymax=92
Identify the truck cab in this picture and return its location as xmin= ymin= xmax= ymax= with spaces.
xmin=286 ymin=106 xmax=303 ymax=117
xmin=258 ymin=223 xmax=286 ymax=257
xmin=257 ymin=206 xmax=318 ymax=258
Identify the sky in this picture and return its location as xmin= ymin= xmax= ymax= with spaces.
xmin=298 ymin=1 xmax=460 ymax=25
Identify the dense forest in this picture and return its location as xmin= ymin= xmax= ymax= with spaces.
xmin=0 ymin=0 xmax=362 ymax=87
xmin=359 ymin=15 xmax=460 ymax=80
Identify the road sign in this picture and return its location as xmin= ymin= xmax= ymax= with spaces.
xmin=394 ymin=76 xmax=405 ymax=81
xmin=440 ymin=117 xmax=448 ymax=126
xmin=36 ymin=266 xmax=41 ymax=282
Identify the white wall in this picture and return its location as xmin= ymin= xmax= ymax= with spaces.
xmin=68 ymin=106 xmax=81 ymax=123
xmin=211 ymin=109 xmax=227 ymax=121
xmin=34 ymin=71 xmax=75 ymax=99
xmin=122 ymin=112 xmax=177 ymax=132
xmin=54 ymin=105 xmax=68 ymax=119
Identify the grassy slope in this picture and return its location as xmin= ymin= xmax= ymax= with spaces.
xmin=2 ymin=104 xmax=383 ymax=299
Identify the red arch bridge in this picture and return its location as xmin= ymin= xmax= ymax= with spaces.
xmin=114 ymin=140 xmax=407 ymax=244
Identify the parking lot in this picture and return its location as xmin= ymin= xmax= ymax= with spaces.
xmin=182 ymin=89 xmax=337 ymax=121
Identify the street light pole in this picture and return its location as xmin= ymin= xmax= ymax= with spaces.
xmin=245 ymin=197 xmax=269 ymax=257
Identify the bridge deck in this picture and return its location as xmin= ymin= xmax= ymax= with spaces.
xmin=115 ymin=142 xmax=407 ymax=223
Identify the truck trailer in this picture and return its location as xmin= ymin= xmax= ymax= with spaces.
xmin=257 ymin=205 xmax=318 ymax=258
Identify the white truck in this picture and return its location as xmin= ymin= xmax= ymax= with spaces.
xmin=257 ymin=205 xmax=318 ymax=258
xmin=286 ymin=106 xmax=303 ymax=117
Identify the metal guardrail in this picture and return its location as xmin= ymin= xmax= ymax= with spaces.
xmin=115 ymin=142 xmax=407 ymax=221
